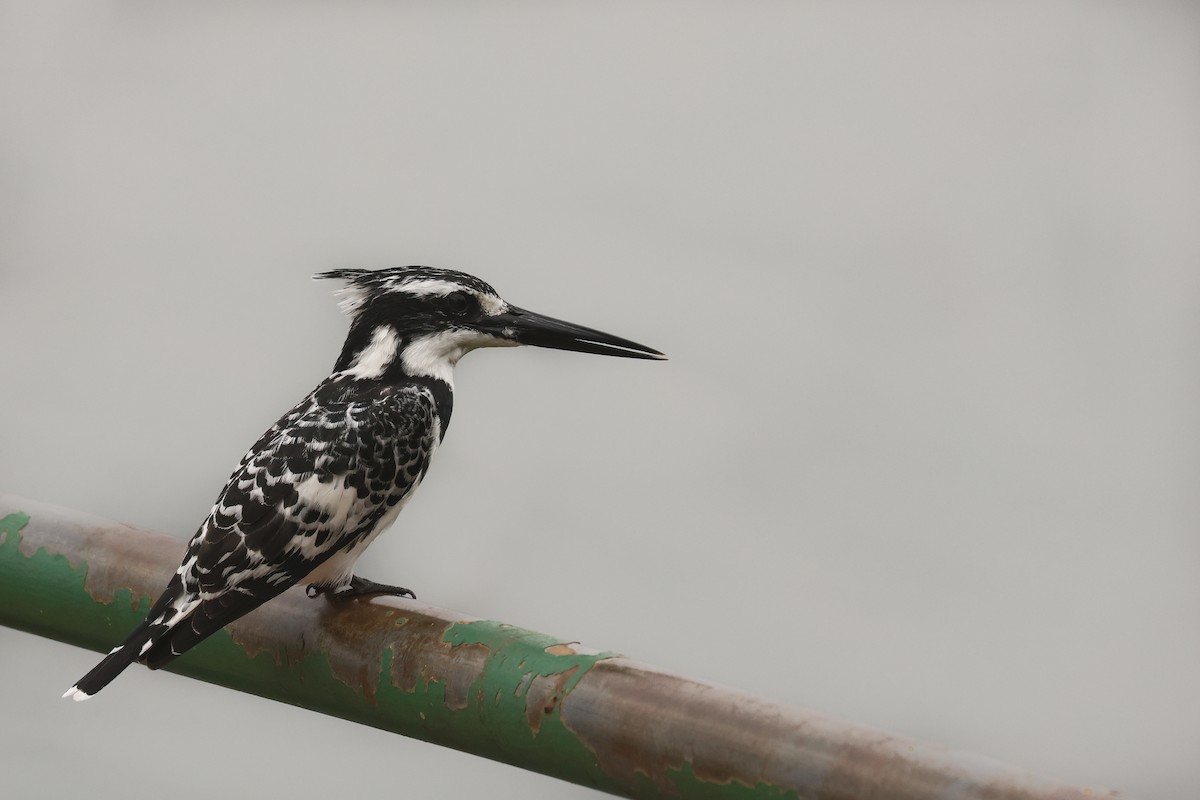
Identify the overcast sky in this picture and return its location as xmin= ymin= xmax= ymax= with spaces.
xmin=2 ymin=2 xmax=1198 ymax=798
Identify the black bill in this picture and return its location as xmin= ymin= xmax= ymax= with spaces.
xmin=486 ymin=305 xmax=666 ymax=360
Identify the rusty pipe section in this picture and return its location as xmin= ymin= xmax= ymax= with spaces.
xmin=0 ymin=496 xmax=1118 ymax=800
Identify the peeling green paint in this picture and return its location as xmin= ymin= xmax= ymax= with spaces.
xmin=439 ymin=620 xmax=624 ymax=791
xmin=0 ymin=511 xmax=28 ymax=546
xmin=446 ymin=620 xmax=619 ymax=700
xmin=0 ymin=511 xmax=152 ymax=653
xmin=0 ymin=511 xmax=29 ymax=546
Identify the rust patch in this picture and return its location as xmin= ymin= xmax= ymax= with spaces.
xmin=359 ymin=663 xmax=377 ymax=705
xmin=221 ymin=594 xmax=495 ymax=706
xmin=738 ymin=728 xmax=1114 ymax=800
xmin=972 ymin=775 xmax=1121 ymax=800
xmin=562 ymin=661 xmax=1112 ymax=800
xmin=818 ymin=737 xmax=961 ymax=799
xmin=560 ymin=659 xmax=870 ymax=796
xmin=544 ymin=641 xmax=603 ymax=656
xmin=222 ymin=590 xmax=382 ymax=695
xmin=524 ymin=665 xmax=579 ymax=736
xmin=379 ymin=611 xmax=490 ymax=710
xmin=16 ymin=511 xmax=184 ymax=606
xmin=385 ymin=612 xmax=454 ymax=694
xmin=226 ymin=633 xmax=287 ymax=668
xmin=18 ymin=524 xmax=87 ymax=570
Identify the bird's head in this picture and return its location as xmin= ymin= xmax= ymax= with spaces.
xmin=316 ymin=267 xmax=665 ymax=384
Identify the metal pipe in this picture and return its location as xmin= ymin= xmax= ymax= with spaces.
xmin=0 ymin=496 xmax=1119 ymax=799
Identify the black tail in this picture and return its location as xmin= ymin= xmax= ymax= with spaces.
xmin=63 ymin=581 xmax=183 ymax=701
xmin=63 ymin=623 xmax=160 ymax=700
xmin=65 ymin=573 xmax=297 ymax=698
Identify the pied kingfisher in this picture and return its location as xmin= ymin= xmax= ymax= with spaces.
xmin=65 ymin=267 xmax=664 ymax=700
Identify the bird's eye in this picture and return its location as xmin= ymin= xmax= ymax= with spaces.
xmin=446 ymin=292 xmax=473 ymax=316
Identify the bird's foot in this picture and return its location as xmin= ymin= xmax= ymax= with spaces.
xmin=328 ymin=575 xmax=416 ymax=601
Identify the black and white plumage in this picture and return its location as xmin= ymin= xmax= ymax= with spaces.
xmin=65 ymin=267 xmax=663 ymax=700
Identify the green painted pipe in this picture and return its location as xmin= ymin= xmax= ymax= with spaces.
xmin=0 ymin=496 xmax=1119 ymax=800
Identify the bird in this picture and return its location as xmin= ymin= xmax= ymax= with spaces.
xmin=64 ymin=266 xmax=664 ymax=700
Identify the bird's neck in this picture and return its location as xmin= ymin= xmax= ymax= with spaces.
xmin=333 ymin=323 xmax=465 ymax=386
xmin=332 ymin=322 xmax=457 ymax=436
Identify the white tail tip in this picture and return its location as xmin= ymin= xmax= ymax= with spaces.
xmin=62 ymin=686 xmax=91 ymax=702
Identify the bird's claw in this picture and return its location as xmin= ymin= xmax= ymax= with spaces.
xmin=326 ymin=576 xmax=416 ymax=601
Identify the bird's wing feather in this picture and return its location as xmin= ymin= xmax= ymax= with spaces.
xmin=139 ymin=382 xmax=439 ymax=668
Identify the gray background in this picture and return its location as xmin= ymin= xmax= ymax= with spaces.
xmin=2 ymin=2 xmax=1197 ymax=798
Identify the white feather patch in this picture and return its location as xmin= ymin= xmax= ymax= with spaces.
xmin=400 ymin=329 xmax=516 ymax=385
xmin=331 ymin=283 xmax=371 ymax=315
xmin=384 ymin=279 xmax=508 ymax=315
xmin=344 ymin=325 xmax=400 ymax=379
xmin=301 ymin=499 xmax=408 ymax=589
xmin=395 ymin=279 xmax=466 ymax=298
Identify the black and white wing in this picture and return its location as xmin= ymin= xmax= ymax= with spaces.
xmin=64 ymin=382 xmax=439 ymax=698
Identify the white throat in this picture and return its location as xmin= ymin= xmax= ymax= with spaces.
xmin=401 ymin=329 xmax=516 ymax=386
xmin=342 ymin=325 xmax=400 ymax=379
